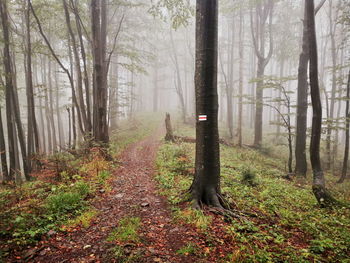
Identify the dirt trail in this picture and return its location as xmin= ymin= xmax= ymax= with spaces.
xmin=19 ymin=125 xmax=206 ymax=263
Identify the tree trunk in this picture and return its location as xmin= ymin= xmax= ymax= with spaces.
xmin=48 ymin=58 xmax=58 ymax=152
xmin=170 ymin=29 xmax=187 ymax=123
xmin=109 ymin=54 xmax=119 ymax=130
xmin=238 ymin=9 xmax=244 ymax=147
xmin=251 ymin=0 xmax=274 ymax=147
xmin=63 ymin=0 xmax=88 ymax=133
xmin=338 ymin=69 xmax=350 ymax=183
xmin=307 ymin=0 xmax=336 ymax=207
xmin=0 ymin=106 xmax=8 ymax=180
xmin=24 ymin=0 xmax=39 ymax=172
xmin=295 ymin=1 xmax=309 ymax=177
xmin=0 ymin=0 xmax=20 ymax=181
xmin=165 ymin=113 xmax=174 ymax=142
xmin=92 ymin=0 xmax=109 ymax=143
xmin=191 ymin=0 xmax=222 ymax=208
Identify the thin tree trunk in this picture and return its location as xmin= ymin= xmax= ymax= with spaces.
xmin=63 ymin=0 xmax=88 ymax=133
xmin=24 ymin=0 xmax=39 ymax=172
xmin=170 ymin=29 xmax=187 ymax=123
xmin=48 ymin=58 xmax=57 ymax=152
xmin=0 ymin=106 xmax=8 ymax=180
xmin=338 ymin=69 xmax=350 ymax=183
xmin=251 ymin=0 xmax=274 ymax=147
xmin=307 ymin=0 xmax=336 ymax=207
xmin=238 ymin=9 xmax=244 ymax=147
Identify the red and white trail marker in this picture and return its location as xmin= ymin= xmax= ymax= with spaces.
xmin=198 ymin=115 xmax=207 ymax=121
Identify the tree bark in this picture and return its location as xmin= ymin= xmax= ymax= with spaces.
xmin=238 ymin=9 xmax=244 ymax=147
xmin=165 ymin=113 xmax=174 ymax=142
xmin=295 ymin=0 xmax=327 ymax=177
xmin=0 ymin=106 xmax=8 ymax=180
xmin=191 ymin=0 xmax=222 ymax=208
xmin=24 ymin=0 xmax=39 ymax=172
xmin=307 ymin=0 xmax=336 ymax=207
xmin=338 ymin=69 xmax=350 ymax=183
xmin=0 ymin=0 xmax=20 ymax=181
xmin=92 ymin=0 xmax=109 ymax=143
xmin=251 ymin=0 xmax=274 ymax=147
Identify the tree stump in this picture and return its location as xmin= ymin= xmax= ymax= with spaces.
xmin=165 ymin=113 xmax=174 ymax=142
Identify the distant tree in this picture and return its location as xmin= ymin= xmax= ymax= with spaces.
xmin=264 ymin=77 xmax=294 ymax=174
xmin=250 ymin=0 xmax=274 ymax=147
xmin=191 ymin=0 xmax=223 ymax=208
xmin=338 ymin=69 xmax=350 ymax=183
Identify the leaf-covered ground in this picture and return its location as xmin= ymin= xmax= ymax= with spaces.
xmin=155 ymin=124 xmax=350 ymax=262
xmin=1 ymin=116 xmax=349 ymax=262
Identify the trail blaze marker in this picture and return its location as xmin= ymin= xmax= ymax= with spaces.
xmin=198 ymin=115 xmax=207 ymax=121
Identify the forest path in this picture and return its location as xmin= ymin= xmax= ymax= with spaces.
xmin=24 ymin=124 xmax=205 ymax=263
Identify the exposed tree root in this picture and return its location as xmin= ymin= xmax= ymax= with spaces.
xmin=190 ymin=191 xmax=258 ymax=222
xmin=312 ymin=184 xmax=340 ymax=208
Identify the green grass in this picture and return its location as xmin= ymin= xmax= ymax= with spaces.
xmin=155 ymin=124 xmax=350 ymax=262
xmin=0 ymin=113 xmax=161 ymax=257
xmin=176 ymin=242 xmax=199 ymax=256
xmin=107 ymin=217 xmax=141 ymax=243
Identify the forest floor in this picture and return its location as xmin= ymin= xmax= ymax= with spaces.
xmin=1 ymin=121 xmax=217 ymax=263
xmin=16 ymin=125 xmax=205 ymax=263
xmin=1 ymin=115 xmax=350 ymax=262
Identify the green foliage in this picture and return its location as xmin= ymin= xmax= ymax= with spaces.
xmin=148 ymin=0 xmax=194 ymax=29
xmin=45 ymin=187 xmax=87 ymax=218
xmin=240 ymin=166 xmax=258 ymax=186
xmin=107 ymin=217 xmax=141 ymax=243
xmin=108 ymin=244 xmax=142 ymax=263
xmin=155 ymin=143 xmax=192 ymax=204
xmin=176 ymin=242 xmax=198 ymax=256
xmin=155 ymin=124 xmax=350 ymax=262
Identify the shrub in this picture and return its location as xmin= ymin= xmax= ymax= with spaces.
xmin=240 ymin=167 xmax=258 ymax=186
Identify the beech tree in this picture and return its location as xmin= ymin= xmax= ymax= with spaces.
xmin=92 ymin=0 xmax=109 ymax=143
xmin=191 ymin=0 xmax=222 ymax=208
xmin=307 ymin=0 xmax=336 ymax=207
xmin=250 ymin=0 xmax=274 ymax=147
xmin=295 ymin=0 xmax=326 ymax=177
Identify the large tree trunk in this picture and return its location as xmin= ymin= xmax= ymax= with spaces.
xmin=338 ymin=69 xmax=350 ymax=183
xmin=0 ymin=0 xmax=20 ymax=181
xmin=307 ymin=0 xmax=335 ymax=207
xmin=191 ymin=0 xmax=222 ymax=208
xmin=92 ymin=0 xmax=109 ymax=143
xmin=295 ymin=0 xmax=326 ymax=177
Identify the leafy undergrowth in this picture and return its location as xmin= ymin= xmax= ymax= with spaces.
xmin=155 ymin=138 xmax=350 ymax=262
xmin=0 ymin=113 xmax=160 ymax=260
